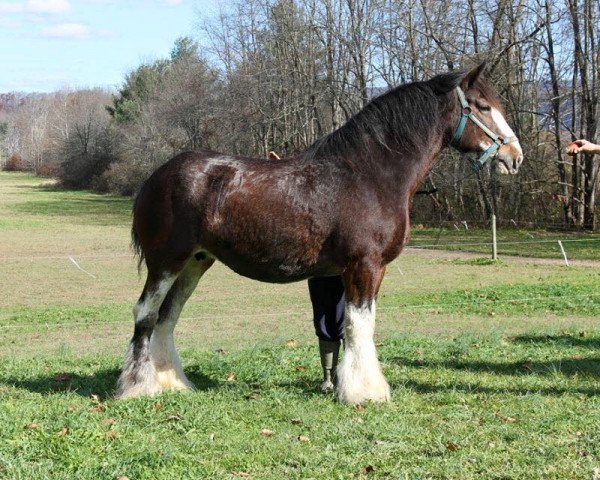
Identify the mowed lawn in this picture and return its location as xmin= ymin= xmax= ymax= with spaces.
xmin=1 ymin=172 xmax=599 ymax=479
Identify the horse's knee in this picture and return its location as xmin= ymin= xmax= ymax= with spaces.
xmin=133 ymin=312 xmax=158 ymax=339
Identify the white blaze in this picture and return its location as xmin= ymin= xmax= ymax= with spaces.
xmin=491 ymin=107 xmax=522 ymax=154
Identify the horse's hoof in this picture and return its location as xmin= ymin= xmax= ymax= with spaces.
xmin=336 ymin=379 xmax=391 ymax=405
xmin=321 ymin=379 xmax=335 ymax=392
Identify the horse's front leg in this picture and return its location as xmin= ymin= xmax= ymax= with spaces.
xmin=336 ymin=260 xmax=390 ymax=405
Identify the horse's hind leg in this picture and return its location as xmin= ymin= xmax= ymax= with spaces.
xmin=151 ymin=255 xmax=214 ymax=391
xmin=117 ymin=267 xmax=179 ymax=398
xmin=117 ymin=255 xmax=213 ymax=398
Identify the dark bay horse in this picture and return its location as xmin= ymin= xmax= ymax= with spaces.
xmin=117 ymin=63 xmax=523 ymax=404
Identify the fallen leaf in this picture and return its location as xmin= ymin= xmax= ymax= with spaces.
xmin=105 ymin=418 xmax=116 ymax=426
xmin=291 ymin=418 xmax=302 ymax=425
xmin=355 ymin=404 xmax=365 ymax=412
xmin=91 ymin=404 xmax=106 ymax=413
xmin=55 ymin=427 xmax=70 ymax=437
xmin=489 ymin=311 xmax=496 ymax=317
xmin=67 ymin=405 xmax=80 ymax=412
xmin=352 ymin=417 xmax=364 ymax=424
xmin=260 ymin=429 xmax=273 ymax=437
xmin=295 ymin=365 xmax=307 ymax=372
xmin=446 ymin=441 xmax=459 ymax=451
xmin=90 ymin=394 xmax=101 ymax=403
xmin=233 ymin=472 xmax=250 ymax=478
xmin=153 ymin=402 xmax=162 ymax=411
xmin=105 ymin=430 xmax=119 ymax=439
xmin=495 ymin=411 xmax=517 ymax=423
xmin=166 ymin=415 xmax=183 ymax=422
xmin=361 ymin=465 xmax=375 ymax=475
xmin=286 ymin=339 xmax=298 ymax=347
xmin=298 ymin=435 xmax=310 ymax=443
xmin=226 ymin=373 xmax=236 ymax=382
xmin=54 ymin=373 xmax=71 ymax=382
xmin=25 ymin=422 xmax=40 ymax=429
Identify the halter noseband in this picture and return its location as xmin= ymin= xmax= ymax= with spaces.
xmin=452 ymin=87 xmax=518 ymax=170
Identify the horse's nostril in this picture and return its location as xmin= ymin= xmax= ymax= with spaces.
xmin=513 ymin=155 xmax=523 ymax=171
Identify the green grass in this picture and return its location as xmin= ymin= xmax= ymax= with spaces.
xmin=1 ymin=171 xmax=600 ymax=479
xmin=1 ymin=335 xmax=600 ymax=479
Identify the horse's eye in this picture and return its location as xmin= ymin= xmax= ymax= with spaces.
xmin=477 ymin=103 xmax=491 ymax=112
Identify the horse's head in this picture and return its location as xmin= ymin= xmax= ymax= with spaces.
xmin=448 ymin=63 xmax=523 ymax=175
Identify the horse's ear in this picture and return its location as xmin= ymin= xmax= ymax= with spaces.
xmin=429 ymin=70 xmax=468 ymax=95
xmin=462 ymin=62 xmax=486 ymax=89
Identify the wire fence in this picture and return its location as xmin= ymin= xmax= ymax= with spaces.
xmin=1 ymin=229 xmax=598 ymax=334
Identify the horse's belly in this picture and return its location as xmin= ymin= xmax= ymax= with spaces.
xmin=205 ymin=242 xmax=339 ymax=284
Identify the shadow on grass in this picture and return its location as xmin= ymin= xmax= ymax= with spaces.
xmin=10 ymin=197 xmax=131 ymax=226
xmin=388 ymin=355 xmax=600 ymax=378
xmin=1 ymin=368 xmax=219 ymax=399
xmin=510 ymin=334 xmax=600 ymax=348
xmin=399 ymin=379 xmax=600 ymax=397
xmin=9 ymin=181 xmax=132 ymax=226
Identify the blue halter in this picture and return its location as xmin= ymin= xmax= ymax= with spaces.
xmin=452 ymin=87 xmax=518 ymax=171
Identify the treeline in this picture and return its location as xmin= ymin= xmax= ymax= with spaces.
xmin=0 ymin=0 xmax=598 ymax=228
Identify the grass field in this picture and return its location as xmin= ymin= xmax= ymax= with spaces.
xmin=1 ymin=172 xmax=599 ymax=479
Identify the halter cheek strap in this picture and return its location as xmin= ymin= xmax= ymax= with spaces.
xmin=452 ymin=87 xmax=518 ymax=170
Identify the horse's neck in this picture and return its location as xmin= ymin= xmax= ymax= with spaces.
xmin=382 ymin=95 xmax=456 ymax=193
xmin=374 ymin=129 xmax=446 ymax=195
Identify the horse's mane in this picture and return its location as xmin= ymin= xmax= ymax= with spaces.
xmin=303 ymin=71 xmax=469 ymax=168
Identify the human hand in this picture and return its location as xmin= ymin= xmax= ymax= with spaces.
xmin=566 ymin=139 xmax=600 ymax=155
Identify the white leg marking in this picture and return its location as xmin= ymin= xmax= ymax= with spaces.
xmin=336 ymin=301 xmax=390 ymax=405
xmin=117 ymin=274 xmax=177 ymax=399
xmin=150 ymin=315 xmax=193 ymax=392
xmin=147 ymin=260 xmax=211 ymax=394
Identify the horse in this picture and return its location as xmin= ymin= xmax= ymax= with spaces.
xmin=117 ymin=63 xmax=523 ymax=404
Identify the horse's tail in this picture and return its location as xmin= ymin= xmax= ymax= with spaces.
xmin=131 ymin=189 xmax=145 ymax=273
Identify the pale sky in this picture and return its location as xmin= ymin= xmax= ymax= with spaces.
xmin=0 ymin=0 xmax=223 ymax=92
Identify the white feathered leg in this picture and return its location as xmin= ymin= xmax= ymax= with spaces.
xmin=148 ymin=256 xmax=213 ymax=393
xmin=336 ymin=300 xmax=390 ymax=405
xmin=117 ymin=274 xmax=177 ymax=399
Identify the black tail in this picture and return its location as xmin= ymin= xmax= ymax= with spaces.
xmin=131 ymin=191 xmax=145 ymax=273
